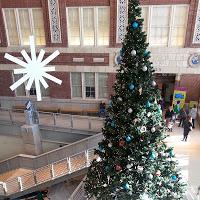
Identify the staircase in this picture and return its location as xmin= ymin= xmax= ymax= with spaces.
xmin=0 ymin=133 xmax=103 ymax=200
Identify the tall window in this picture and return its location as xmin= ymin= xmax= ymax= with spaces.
xmin=71 ymin=73 xmax=108 ymax=99
xmin=141 ymin=5 xmax=189 ymax=47
xmin=3 ymin=8 xmax=46 ymax=46
xmin=71 ymin=72 xmax=82 ymax=98
xmin=98 ymin=73 xmax=108 ymax=98
xmin=85 ymin=73 xmax=95 ymax=98
xmin=67 ymin=7 xmax=110 ymax=46
xmin=13 ymin=74 xmax=49 ymax=97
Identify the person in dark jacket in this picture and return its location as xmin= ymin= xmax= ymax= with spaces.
xmin=182 ymin=115 xmax=192 ymax=142
xmin=178 ymin=107 xmax=187 ymax=127
xmin=99 ymin=101 xmax=106 ymax=117
xmin=165 ymin=106 xmax=174 ymax=131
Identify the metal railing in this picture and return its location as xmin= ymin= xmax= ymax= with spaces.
xmin=69 ymin=179 xmax=87 ymax=200
xmin=0 ymin=107 xmax=104 ymax=132
xmin=0 ymin=149 xmax=95 ymax=197
xmin=0 ymin=133 xmax=103 ymax=174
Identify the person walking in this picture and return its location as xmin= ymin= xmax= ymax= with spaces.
xmin=173 ymin=101 xmax=181 ymax=120
xmin=165 ymin=106 xmax=174 ymax=131
xmin=182 ymin=115 xmax=193 ymax=142
xmin=178 ymin=107 xmax=187 ymax=127
xmin=190 ymin=104 xmax=197 ymax=128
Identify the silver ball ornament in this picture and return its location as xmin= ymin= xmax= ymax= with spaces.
xmin=117 ymin=97 xmax=122 ymax=101
xmin=103 ymin=183 xmax=107 ymax=187
xmin=131 ymin=49 xmax=137 ymax=56
xmin=152 ymin=81 xmax=156 ymax=86
xmin=126 ymin=164 xmax=132 ymax=169
xmin=142 ymin=66 xmax=148 ymax=71
xmin=147 ymin=112 xmax=151 ymax=117
xmin=151 ymin=127 xmax=156 ymax=132
xmin=108 ymin=143 xmax=112 ymax=148
xmin=128 ymin=108 xmax=133 ymax=113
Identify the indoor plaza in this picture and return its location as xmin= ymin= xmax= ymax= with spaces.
xmin=0 ymin=0 xmax=200 ymax=199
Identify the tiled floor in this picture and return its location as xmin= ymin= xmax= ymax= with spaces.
xmin=166 ymin=120 xmax=200 ymax=196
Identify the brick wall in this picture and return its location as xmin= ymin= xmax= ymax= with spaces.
xmin=49 ymin=72 xmax=71 ymax=99
xmin=0 ymin=70 xmax=14 ymax=97
xmin=179 ymin=74 xmax=200 ymax=102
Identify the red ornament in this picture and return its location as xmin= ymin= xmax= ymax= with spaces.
xmin=155 ymin=170 xmax=161 ymax=176
xmin=119 ymin=139 xmax=125 ymax=146
xmin=115 ymin=165 xmax=122 ymax=171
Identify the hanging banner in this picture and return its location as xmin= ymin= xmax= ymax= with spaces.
xmin=172 ymin=87 xmax=187 ymax=109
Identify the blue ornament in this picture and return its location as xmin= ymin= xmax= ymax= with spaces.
xmin=129 ymin=83 xmax=135 ymax=90
xmin=150 ymin=152 xmax=156 ymax=160
xmin=131 ymin=21 xmax=139 ymax=29
xmin=169 ymin=150 xmax=174 ymax=157
xmin=126 ymin=135 xmax=132 ymax=142
xmin=111 ymin=121 xmax=116 ymax=128
xmin=105 ymin=166 xmax=110 ymax=172
xmin=109 ymin=100 xmax=112 ymax=107
xmin=123 ymin=183 xmax=130 ymax=190
xmin=146 ymin=101 xmax=151 ymax=108
xmin=144 ymin=50 xmax=150 ymax=56
xmin=171 ymin=175 xmax=177 ymax=181
xmin=120 ymin=48 xmax=125 ymax=56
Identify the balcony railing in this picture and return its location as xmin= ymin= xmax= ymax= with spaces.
xmin=0 ymin=107 xmax=104 ymax=132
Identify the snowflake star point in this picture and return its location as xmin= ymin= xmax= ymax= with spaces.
xmin=4 ymin=35 xmax=62 ymax=101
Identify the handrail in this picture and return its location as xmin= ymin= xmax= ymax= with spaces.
xmin=0 ymin=148 xmax=96 ymax=197
xmin=0 ymin=107 xmax=104 ymax=131
xmin=0 ymin=133 xmax=103 ymax=174
xmin=69 ymin=178 xmax=86 ymax=200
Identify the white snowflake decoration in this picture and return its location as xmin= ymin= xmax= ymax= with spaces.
xmin=4 ymin=36 xmax=62 ymax=101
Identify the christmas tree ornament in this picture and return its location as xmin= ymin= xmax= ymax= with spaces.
xmin=128 ymin=83 xmax=135 ymax=90
xmin=142 ymin=66 xmax=148 ymax=72
xmin=146 ymin=101 xmax=151 ymax=108
xmin=103 ymin=184 xmax=107 ymax=187
xmin=151 ymin=127 xmax=156 ymax=133
xmin=141 ymin=193 xmax=150 ymax=200
xmin=140 ymin=126 xmax=147 ymax=133
xmin=144 ymin=50 xmax=150 ymax=56
xmin=119 ymin=139 xmax=125 ymax=146
xmin=115 ymin=165 xmax=122 ymax=171
xmin=105 ymin=166 xmax=110 ymax=172
xmin=147 ymin=112 xmax=151 ymax=117
xmin=148 ymin=174 xmax=153 ymax=179
xmin=128 ymin=108 xmax=133 ymax=113
xmin=111 ymin=121 xmax=116 ymax=128
xmin=117 ymin=97 xmax=123 ymax=101
xmin=155 ymin=170 xmax=161 ymax=176
xmin=152 ymin=81 xmax=157 ymax=87
xmin=131 ymin=21 xmax=139 ymax=29
xmin=171 ymin=175 xmax=177 ymax=181
xmin=126 ymin=135 xmax=132 ymax=142
xmin=137 ymin=166 xmax=144 ymax=172
xmin=126 ymin=164 xmax=132 ymax=169
xmin=96 ymin=156 xmax=101 ymax=162
xmin=168 ymin=150 xmax=174 ymax=157
xmin=139 ymin=87 xmax=142 ymax=95
xmin=131 ymin=49 xmax=137 ymax=56
xmin=108 ymin=143 xmax=113 ymax=148
xmin=122 ymin=183 xmax=130 ymax=190
xmin=121 ymin=70 xmax=124 ymax=74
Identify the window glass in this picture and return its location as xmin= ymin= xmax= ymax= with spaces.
xmin=71 ymin=72 xmax=82 ymax=98
xmin=85 ymin=73 xmax=95 ymax=98
xmin=98 ymin=73 xmax=108 ymax=98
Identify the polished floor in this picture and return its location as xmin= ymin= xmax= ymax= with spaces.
xmin=166 ymin=120 xmax=200 ymax=198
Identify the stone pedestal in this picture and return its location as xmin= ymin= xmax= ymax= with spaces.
xmin=21 ymin=124 xmax=43 ymax=155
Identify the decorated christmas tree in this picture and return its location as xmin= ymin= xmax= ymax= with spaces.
xmin=85 ymin=0 xmax=185 ymax=199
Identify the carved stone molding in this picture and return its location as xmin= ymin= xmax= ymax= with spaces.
xmin=48 ymin=0 xmax=62 ymax=43
xmin=116 ymin=0 xmax=128 ymax=43
xmin=193 ymin=0 xmax=200 ymax=43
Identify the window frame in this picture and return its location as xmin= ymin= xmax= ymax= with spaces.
xmin=3 ymin=8 xmax=46 ymax=46
xmin=66 ymin=6 xmax=110 ymax=47
xmin=70 ymin=72 xmax=108 ymax=100
xmin=12 ymin=73 xmax=50 ymax=98
xmin=141 ymin=4 xmax=189 ymax=47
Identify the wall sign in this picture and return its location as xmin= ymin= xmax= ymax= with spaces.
xmin=188 ymin=53 xmax=200 ymax=67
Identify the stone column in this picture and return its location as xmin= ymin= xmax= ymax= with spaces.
xmin=21 ymin=124 xmax=43 ymax=155
xmin=175 ymin=73 xmax=181 ymax=87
